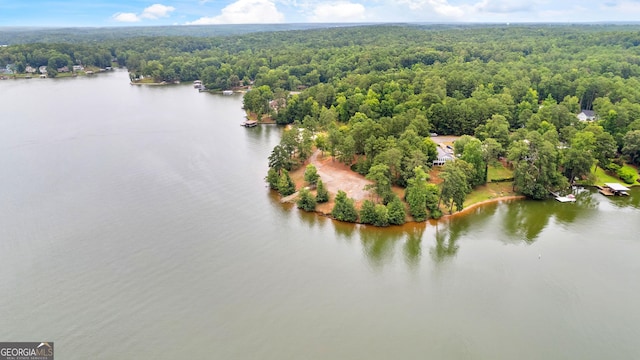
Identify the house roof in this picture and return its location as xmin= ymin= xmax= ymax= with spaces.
xmin=605 ymin=183 xmax=630 ymax=191
xmin=580 ymin=110 xmax=596 ymax=117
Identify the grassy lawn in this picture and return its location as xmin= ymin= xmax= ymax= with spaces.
xmin=464 ymin=181 xmax=517 ymax=207
xmin=487 ymin=163 xmax=513 ymax=182
xmin=587 ymin=165 xmax=639 ymax=186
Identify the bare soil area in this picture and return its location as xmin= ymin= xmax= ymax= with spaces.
xmin=289 ymin=150 xmax=375 ymax=214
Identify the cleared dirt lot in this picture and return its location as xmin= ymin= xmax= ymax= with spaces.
xmin=308 ymin=150 xmax=373 ymax=202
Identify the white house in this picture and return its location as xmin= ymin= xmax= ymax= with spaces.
xmin=577 ymin=110 xmax=596 ymax=122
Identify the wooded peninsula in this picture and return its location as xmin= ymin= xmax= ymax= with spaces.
xmin=2 ymin=24 xmax=640 ymax=225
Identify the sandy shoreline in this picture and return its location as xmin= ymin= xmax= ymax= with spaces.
xmin=290 ymin=193 xmax=527 ymax=225
xmin=439 ymin=195 xmax=527 ymax=221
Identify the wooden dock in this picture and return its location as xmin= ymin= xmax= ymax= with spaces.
xmin=597 ymin=186 xmax=614 ymax=196
xmin=598 ymin=183 xmax=630 ymax=196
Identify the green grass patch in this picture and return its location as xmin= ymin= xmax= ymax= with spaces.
xmin=464 ymin=182 xmax=517 ymax=207
xmin=587 ymin=165 xmax=639 ymax=186
xmin=487 ymin=163 xmax=513 ymax=182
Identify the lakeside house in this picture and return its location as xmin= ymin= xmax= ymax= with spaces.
xmin=2 ymin=64 xmax=15 ymax=75
xmin=57 ymin=66 xmax=69 ymax=73
xmin=39 ymin=66 xmax=47 ymax=74
xmin=72 ymin=65 xmax=84 ymax=72
xmin=433 ymin=145 xmax=455 ymax=166
xmin=25 ymin=65 xmax=36 ymax=74
xmin=269 ymin=98 xmax=286 ymax=113
xmin=577 ymin=110 xmax=596 ymax=122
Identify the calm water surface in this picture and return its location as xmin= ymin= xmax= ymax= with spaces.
xmin=1 ymin=71 xmax=639 ymax=359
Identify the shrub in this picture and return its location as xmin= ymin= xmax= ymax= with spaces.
xmin=373 ymin=204 xmax=389 ymax=227
xmin=315 ymin=179 xmax=329 ymax=203
xmin=303 ymin=164 xmax=319 ymax=185
xmin=331 ymin=190 xmax=358 ymax=222
xmin=387 ymin=196 xmax=406 ymax=225
xmin=606 ymin=163 xmax=621 ymax=174
xmin=277 ymin=169 xmax=296 ymax=196
xmin=297 ymin=188 xmax=317 ymax=211
xmin=617 ymin=167 xmax=637 ymax=184
xmin=430 ymin=209 xmax=443 ymax=219
xmin=359 ymin=200 xmax=377 ymax=224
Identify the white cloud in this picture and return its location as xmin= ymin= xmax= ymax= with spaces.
xmin=310 ymin=2 xmax=366 ymax=22
xmin=112 ymin=12 xmax=141 ymax=22
xmin=186 ymin=0 xmax=285 ymax=24
xmin=141 ymin=4 xmax=176 ymax=19
xmin=391 ymin=0 xmax=542 ymax=19
xmin=395 ymin=0 xmax=466 ymax=17
xmin=112 ymin=3 xmax=174 ymax=23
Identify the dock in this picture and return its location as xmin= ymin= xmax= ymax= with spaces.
xmin=550 ymin=190 xmax=576 ymax=202
xmin=598 ymin=183 xmax=630 ymax=196
xmin=555 ymin=194 xmax=576 ymax=202
xmin=241 ymin=120 xmax=257 ymax=127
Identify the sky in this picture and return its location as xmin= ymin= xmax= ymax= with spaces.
xmin=0 ymin=0 xmax=639 ymax=27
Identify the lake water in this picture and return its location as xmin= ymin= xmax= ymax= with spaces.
xmin=1 ymin=70 xmax=639 ymax=359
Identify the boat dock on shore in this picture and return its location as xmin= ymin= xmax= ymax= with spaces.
xmin=241 ymin=120 xmax=257 ymax=127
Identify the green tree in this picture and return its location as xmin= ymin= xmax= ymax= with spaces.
xmin=359 ymin=199 xmax=377 ymax=225
xmin=331 ymin=190 xmax=358 ymax=223
xmin=297 ymin=188 xmax=317 ymax=211
xmin=337 ymin=135 xmax=356 ymax=165
xmin=585 ymin=125 xmax=617 ymax=168
xmin=474 ymin=114 xmax=510 ymax=148
xmin=298 ymin=129 xmax=314 ymax=161
xmin=266 ymin=167 xmax=279 ymax=190
xmin=622 ymin=130 xmax=640 ymax=165
xmin=460 ymin=137 xmax=487 ymax=187
xmin=482 ymin=138 xmax=504 ymax=164
xmin=277 ymin=169 xmax=296 ymax=196
xmin=365 ymin=164 xmax=393 ymax=203
xmin=508 ymin=131 xmax=567 ymax=199
xmin=315 ymin=134 xmax=328 ymax=155
xmin=268 ymin=144 xmax=294 ymax=173
xmin=373 ymin=204 xmax=390 ymax=227
xmin=243 ymin=85 xmax=273 ymax=119
xmin=387 ymin=196 xmax=406 ymax=225
xmin=439 ymin=160 xmax=472 ymax=213
xmin=316 ymin=178 xmax=329 ymax=203
xmin=304 ymin=164 xmax=319 ymax=185
xmin=425 ymin=183 xmax=441 ymax=218
xmin=405 ymin=166 xmax=429 ymax=221
xmin=563 ymin=131 xmax=596 ymax=181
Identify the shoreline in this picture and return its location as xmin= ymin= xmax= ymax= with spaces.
xmin=439 ymin=195 xmax=527 ymax=221
xmin=286 ymin=192 xmax=528 ymax=226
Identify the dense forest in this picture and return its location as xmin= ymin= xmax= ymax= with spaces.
xmin=2 ymin=24 xmax=640 ymax=224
